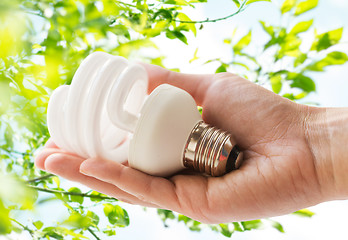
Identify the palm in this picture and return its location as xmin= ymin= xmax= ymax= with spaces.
xmin=159 ymin=74 xmax=321 ymax=223
xmin=36 ymin=65 xmax=322 ymax=224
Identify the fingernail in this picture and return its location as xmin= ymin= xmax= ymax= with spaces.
xmin=79 ymin=162 xmax=88 ymax=174
xmin=79 ymin=167 xmax=91 ymax=176
xmin=79 ymin=159 xmax=94 ymax=176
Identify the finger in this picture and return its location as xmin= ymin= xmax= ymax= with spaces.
xmin=141 ymin=63 xmax=213 ymax=106
xmin=43 ymin=153 xmax=159 ymax=208
xmin=35 ymin=148 xmax=66 ymax=170
xmin=80 ymin=158 xmax=180 ymax=211
xmin=44 ymin=138 xmax=58 ymax=148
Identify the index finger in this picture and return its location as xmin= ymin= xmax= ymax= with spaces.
xmin=141 ymin=63 xmax=213 ymax=106
xmin=44 ymin=138 xmax=58 ymax=148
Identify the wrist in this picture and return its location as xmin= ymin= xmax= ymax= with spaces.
xmin=305 ymin=106 xmax=348 ymax=200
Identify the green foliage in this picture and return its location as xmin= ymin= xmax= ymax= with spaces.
xmin=157 ymin=211 xmax=291 ymax=237
xmin=69 ymin=187 xmax=84 ymax=205
xmin=311 ymin=28 xmax=343 ymax=51
xmin=293 ymin=209 xmax=315 ymax=217
xmin=103 ymin=203 xmax=129 ymax=227
xmin=295 ymin=0 xmax=318 ymax=15
xmin=0 ymin=0 xmax=346 ymax=239
xmin=0 ymin=0 xmax=215 ymax=238
xmin=207 ymin=0 xmax=347 ymax=102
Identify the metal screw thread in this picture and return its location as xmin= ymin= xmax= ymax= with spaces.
xmin=183 ymin=121 xmax=243 ymax=177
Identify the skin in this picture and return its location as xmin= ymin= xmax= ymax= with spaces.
xmin=35 ymin=64 xmax=348 ymax=224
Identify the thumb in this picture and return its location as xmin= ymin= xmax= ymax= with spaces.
xmin=140 ymin=63 xmax=213 ymax=106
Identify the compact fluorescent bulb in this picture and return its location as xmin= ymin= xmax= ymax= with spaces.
xmin=47 ymin=52 xmax=243 ymax=177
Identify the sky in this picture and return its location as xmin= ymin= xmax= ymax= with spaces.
xmin=155 ymin=0 xmax=348 ymax=107
xmin=2 ymin=0 xmax=348 ymax=239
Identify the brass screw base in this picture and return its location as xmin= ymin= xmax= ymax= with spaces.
xmin=183 ymin=121 xmax=243 ymax=177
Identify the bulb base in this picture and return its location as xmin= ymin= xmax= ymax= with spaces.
xmin=183 ymin=121 xmax=243 ymax=177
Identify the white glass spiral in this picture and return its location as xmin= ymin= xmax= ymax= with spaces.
xmin=47 ymin=52 xmax=148 ymax=163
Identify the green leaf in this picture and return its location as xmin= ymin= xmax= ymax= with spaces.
xmin=270 ymin=75 xmax=282 ymax=94
xmin=197 ymin=106 xmax=203 ymax=115
xmin=216 ymin=64 xmax=227 ymax=73
xmin=233 ymin=30 xmax=252 ymax=54
xmin=68 ymin=187 xmax=84 ymax=204
xmin=279 ymin=35 xmax=302 ymax=57
xmin=241 ymin=220 xmax=263 ymax=230
xmin=142 ymin=20 xmax=168 ymax=37
xmin=283 ymin=92 xmax=308 ymax=100
xmin=178 ymin=215 xmax=202 ymax=232
xmin=86 ymin=211 xmax=100 ymax=227
xmin=103 ymin=228 xmax=116 ymax=236
xmin=33 ymin=220 xmax=44 ymax=230
xmin=293 ymin=209 xmax=315 ymax=217
xmin=287 ymin=73 xmax=316 ymax=92
xmin=153 ymin=9 xmax=173 ymax=21
xmin=177 ymin=13 xmax=196 ymax=36
xmin=0 ymin=200 xmax=11 ymax=234
xmin=307 ymin=51 xmax=348 ymax=71
xmin=311 ymin=28 xmax=344 ymax=51
xmin=166 ymin=30 xmax=188 ymax=44
xmin=232 ymin=0 xmax=241 ymax=8
xmin=103 ymin=204 xmax=129 ymax=227
xmin=260 ymin=21 xmax=274 ymax=36
xmin=295 ymin=0 xmax=319 ymax=16
xmin=63 ymin=212 xmax=92 ymax=229
xmin=89 ymin=191 xmax=110 ymax=202
xmin=41 ymin=227 xmax=64 ymax=239
xmin=157 ymin=209 xmax=175 ymax=222
xmin=281 ymin=0 xmax=297 ymax=14
xmin=232 ymin=222 xmax=244 ymax=232
xmin=219 ymin=223 xmax=233 ymax=237
xmin=189 ymin=48 xmax=199 ymax=63
xmin=289 ymin=19 xmax=313 ymax=35
xmin=294 ymin=53 xmax=308 ymax=67
xmin=270 ymin=220 xmax=285 ymax=233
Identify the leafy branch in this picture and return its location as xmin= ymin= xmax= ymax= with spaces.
xmin=28 ymin=186 xmax=117 ymax=201
xmin=10 ymin=218 xmax=34 ymax=238
xmin=88 ymin=227 xmax=101 ymax=240
xmin=173 ymin=1 xmax=248 ymax=24
xmin=26 ymin=174 xmax=55 ymax=183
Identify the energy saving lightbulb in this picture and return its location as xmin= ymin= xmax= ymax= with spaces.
xmin=47 ymin=52 xmax=243 ymax=177
xmin=125 ymin=84 xmax=243 ymax=177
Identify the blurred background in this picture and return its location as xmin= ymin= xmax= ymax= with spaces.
xmin=0 ymin=0 xmax=347 ymax=239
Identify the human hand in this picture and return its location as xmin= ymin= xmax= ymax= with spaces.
xmin=35 ymin=64 xmax=348 ymax=223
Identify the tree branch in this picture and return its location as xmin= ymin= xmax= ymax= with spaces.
xmin=24 ymin=10 xmax=47 ymax=19
xmin=28 ymin=185 xmax=117 ymax=201
xmin=173 ymin=2 xmax=248 ymax=24
xmin=10 ymin=218 xmax=34 ymax=237
xmin=27 ymin=174 xmax=55 ymax=183
xmin=88 ymin=227 xmax=101 ymax=240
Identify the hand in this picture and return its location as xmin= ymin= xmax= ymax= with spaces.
xmin=35 ymin=64 xmax=348 ymax=223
